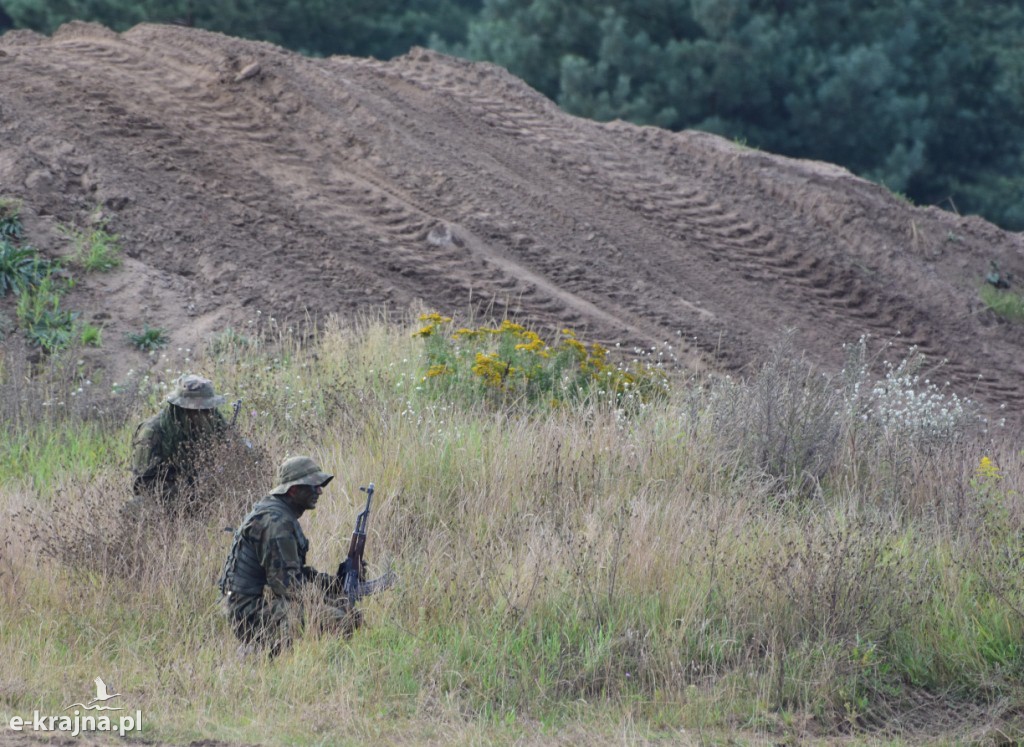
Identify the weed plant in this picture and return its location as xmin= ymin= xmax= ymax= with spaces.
xmin=79 ymin=322 xmax=102 ymax=347
xmin=0 ymin=196 xmax=24 ymax=239
xmin=0 ymin=240 xmax=51 ymax=297
xmin=1 ymin=314 xmax=1021 ymax=744
xmin=127 ymin=325 xmax=170 ymax=351
xmin=14 ymin=271 xmax=77 ymax=353
xmin=61 ymin=211 xmax=123 ymax=272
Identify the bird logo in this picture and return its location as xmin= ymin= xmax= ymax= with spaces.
xmin=63 ymin=677 xmax=123 ymax=711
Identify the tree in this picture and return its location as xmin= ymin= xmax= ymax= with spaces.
xmin=453 ymin=0 xmax=1024 ymax=229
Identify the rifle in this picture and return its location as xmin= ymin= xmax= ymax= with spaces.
xmin=230 ymin=398 xmax=242 ymax=427
xmin=338 ymin=482 xmax=397 ymax=605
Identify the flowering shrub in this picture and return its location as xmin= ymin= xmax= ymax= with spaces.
xmin=412 ymin=313 xmax=667 ymax=409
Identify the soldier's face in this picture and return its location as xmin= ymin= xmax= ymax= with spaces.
xmin=288 ymin=483 xmax=322 ymax=511
xmin=181 ymin=408 xmax=214 ymax=429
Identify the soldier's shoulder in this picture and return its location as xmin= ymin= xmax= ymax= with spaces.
xmin=135 ymin=411 xmax=163 ymax=433
xmin=245 ymin=497 xmax=298 ymax=533
xmin=132 ymin=412 xmax=165 ymax=443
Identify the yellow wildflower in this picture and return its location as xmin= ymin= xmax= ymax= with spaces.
xmin=418 ymin=312 xmax=452 ymax=324
xmin=425 ymin=364 xmax=450 ymax=378
xmin=472 ymin=352 xmax=514 ymax=387
xmin=976 ymin=456 xmax=1002 ymax=480
xmin=514 ymin=330 xmax=549 ymax=355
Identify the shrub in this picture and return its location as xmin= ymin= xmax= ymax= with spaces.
xmin=708 ymin=338 xmax=845 ymax=495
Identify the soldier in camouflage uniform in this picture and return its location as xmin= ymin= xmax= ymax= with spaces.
xmin=129 ymin=374 xmax=230 ymax=511
xmin=218 ymin=455 xmax=359 ymax=656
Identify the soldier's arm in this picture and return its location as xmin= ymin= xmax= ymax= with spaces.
xmin=258 ymin=525 xmax=305 ymax=599
xmin=301 ymin=565 xmax=339 ymax=593
xmin=130 ymin=423 xmax=170 ymax=492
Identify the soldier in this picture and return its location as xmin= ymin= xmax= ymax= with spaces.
xmin=129 ymin=374 xmax=231 ymax=512
xmin=218 ymin=455 xmax=359 ymax=656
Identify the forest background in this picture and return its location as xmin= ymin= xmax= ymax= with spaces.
xmin=2 ymin=0 xmax=1022 ymax=233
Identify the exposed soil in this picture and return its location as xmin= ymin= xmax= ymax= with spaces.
xmin=1 ymin=21 xmax=1023 ymax=414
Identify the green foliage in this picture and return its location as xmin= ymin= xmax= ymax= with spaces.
xmin=980 ymin=284 xmax=1024 ymax=323
xmin=126 ymin=324 xmax=169 ymax=351
xmin=61 ymin=212 xmax=123 ymax=272
xmin=0 ymin=196 xmax=24 ymax=240
xmin=0 ymin=239 xmax=51 ymax=296
xmin=15 ymin=272 xmax=76 ymax=353
xmin=413 ymin=312 xmax=667 ymax=409
xmin=79 ymin=322 xmax=103 ymax=348
xmin=0 ymin=201 xmax=52 ymax=297
xmin=4 ymin=0 xmax=484 ymax=60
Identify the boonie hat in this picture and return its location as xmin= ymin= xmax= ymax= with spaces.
xmin=166 ymin=374 xmax=226 ymax=410
xmin=270 ymin=456 xmax=334 ymax=496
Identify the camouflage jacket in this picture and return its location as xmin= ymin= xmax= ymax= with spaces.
xmin=219 ymin=495 xmax=334 ymax=602
xmin=130 ymin=405 xmax=227 ymax=498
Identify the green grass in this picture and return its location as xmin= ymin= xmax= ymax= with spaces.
xmin=79 ymin=322 xmax=103 ymax=347
xmin=1 ymin=315 xmax=1022 ymax=745
xmin=61 ymin=212 xmax=123 ymax=272
xmin=980 ymin=283 xmax=1024 ymax=322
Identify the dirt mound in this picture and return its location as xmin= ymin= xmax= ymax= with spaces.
xmin=1 ymin=21 xmax=1023 ymax=418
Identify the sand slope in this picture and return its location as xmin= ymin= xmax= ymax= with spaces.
xmin=1 ymin=22 xmax=1022 ymax=417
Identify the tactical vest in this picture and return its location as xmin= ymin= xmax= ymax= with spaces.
xmin=218 ymin=497 xmax=307 ymax=597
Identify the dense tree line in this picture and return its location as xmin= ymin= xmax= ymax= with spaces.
xmin=3 ymin=0 xmax=1021 ymax=230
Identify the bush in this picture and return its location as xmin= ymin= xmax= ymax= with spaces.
xmin=708 ymin=339 xmax=845 ymax=495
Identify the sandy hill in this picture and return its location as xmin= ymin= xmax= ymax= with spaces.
xmin=1 ymin=21 xmax=1022 ymax=419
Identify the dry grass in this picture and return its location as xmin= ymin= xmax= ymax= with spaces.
xmin=1 ymin=314 xmax=1022 ymax=745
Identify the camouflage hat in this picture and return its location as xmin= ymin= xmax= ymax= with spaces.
xmin=166 ymin=374 xmax=226 ymax=410
xmin=270 ymin=456 xmax=334 ymax=496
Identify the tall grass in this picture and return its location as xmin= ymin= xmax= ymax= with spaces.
xmin=1 ymin=314 xmax=1021 ymax=744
